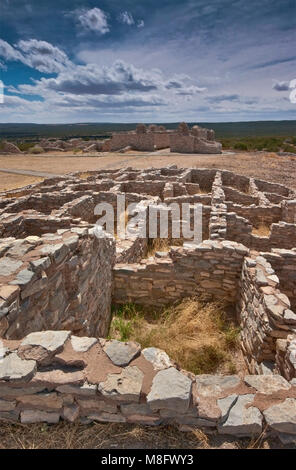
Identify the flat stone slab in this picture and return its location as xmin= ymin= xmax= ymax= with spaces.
xmin=56 ymin=383 xmax=97 ymax=396
xmin=98 ymin=366 xmax=144 ymax=402
xmin=121 ymin=403 xmax=155 ymax=416
xmin=21 ymin=409 xmax=60 ymax=424
xmin=19 ymin=331 xmax=71 ymax=363
xmin=263 ymin=398 xmax=296 ymax=435
xmin=17 ymin=392 xmax=63 ymax=410
xmin=218 ymin=394 xmax=262 ymax=437
xmin=18 ymin=331 xmax=70 ymax=365
xmin=142 ymin=347 xmax=173 ymax=370
xmin=217 ymin=394 xmax=238 ymax=422
xmin=103 ymin=340 xmax=141 ymax=366
xmin=195 ymin=374 xmax=241 ymax=397
xmin=244 ymin=375 xmax=291 ymax=394
xmin=0 ymin=353 xmax=36 ymax=382
xmin=71 ymin=336 xmax=98 ymax=352
xmin=0 ymin=258 xmax=22 ymax=277
xmin=21 ymin=330 xmax=70 ymax=352
xmin=147 ymin=367 xmax=192 ymax=413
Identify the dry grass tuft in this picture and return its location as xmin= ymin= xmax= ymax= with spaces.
xmin=110 ymin=295 xmax=240 ymax=375
xmin=191 ymin=429 xmax=210 ymax=449
xmin=146 ymin=238 xmax=171 ymax=256
xmin=146 ymin=238 xmax=184 ymax=257
xmin=78 ymin=171 xmax=92 ymax=179
xmin=0 ymin=421 xmax=223 ymax=449
xmin=246 ymin=426 xmax=268 ymax=449
xmin=252 ymin=224 xmax=271 ymax=237
xmin=0 ymin=420 xmax=289 ymax=449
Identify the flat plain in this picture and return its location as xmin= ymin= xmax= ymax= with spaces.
xmin=0 ymin=149 xmax=295 ymax=192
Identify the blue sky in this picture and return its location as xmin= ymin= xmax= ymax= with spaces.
xmin=0 ymin=0 xmax=295 ymax=123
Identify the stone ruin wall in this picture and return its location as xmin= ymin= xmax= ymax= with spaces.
xmin=0 ymin=330 xmax=296 ymax=443
xmin=238 ymin=254 xmax=296 ymax=377
xmin=114 ymin=240 xmax=248 ymax=307
xmin=0 ymin=229 xmax=115 ymax=340
xmin=0 ymin=122 xmax=222 ymax=155
xmin=107 ymin=122 xmax=221 ymax=153
xmin=0 ymin=166 xmax=295 ymax=438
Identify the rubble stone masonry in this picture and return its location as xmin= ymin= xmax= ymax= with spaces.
xmin=0 ymin=331 xmax=295 ymax=442
xmin=0 ymin=166 xmax=295 ymax=438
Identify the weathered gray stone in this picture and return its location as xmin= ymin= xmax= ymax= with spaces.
xmin=20 ymin=409 xmax=60 ymax=424
xmin=19 ymin=330 xmax=71 ymax=363
xmin=56 ymin=382 xmax=97 ymax=395
xmin=104 ymin=340 xmax=141 ymax=366
xmin=40 ymin=243 xmax=69 ymax=264
xmin=277 ymin=432 xmax=296 ymax=445
xmin=0 ymin=384 xmax=46 ymax=397
xmin=98 ymin=366 xmax=144 ymax=402
xmin=0 ymin=410 xmax=19 ymax=422
xmin=121 ymin=403 xmax=155 ymax=416
xmin=142 ymin=347 xmax=173 ymax=370
xmin=256 ymin=267 xmax=268 ymax=286
xmin=218 ymin=394 xmax=262 ymax=436
xmin=0 ymin=258 xmax=22 ymax=277
xmin=17 ymin=392 xmax=62 ymax=410
xmin=263 ymin=398 xmax=296 ymax=435
xmin=244 ymin=375 xmax=291 ymax=394
xmin=87 ymin=412 xmax=126 ymax=423
xmin=217 ymin=394 xmax=238 ymax=423
xmin=284 ymin=310 xmax=296 ymax=324
xmin=195 ymin=374 xmax=241 ymax=397
xmin=176 ymin=416 xmax=216 ymax=427
xmin=260 ymin=361 xmax=275 ymax=375
xmin=0 ymin=353 xmax=36 ymax=382
xmin=0 ymin=398 xmax=16 ymax=411
xmin=10 ymin=269 xmax=35 ymax=286
xmin=147 ymin=367 xmax=192 ymax=412
xmin=30 ymin=257 xmax=51 ymax=272
xmin=71 ymin=335 xmax=98 ymax=352
xmin=62 ymin=404 xmax=80 ymax=422
xmin=77 ymin=397 xmax=117 ymax=414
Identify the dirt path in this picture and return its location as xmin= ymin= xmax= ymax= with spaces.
xmin=0 ymin=168 xmax=59 ymax=178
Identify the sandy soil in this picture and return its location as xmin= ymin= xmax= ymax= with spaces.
xmin=0 ymin=150 xmax=295 ymax=191
xmin=0 ymin=173 xmax=43 ymax=191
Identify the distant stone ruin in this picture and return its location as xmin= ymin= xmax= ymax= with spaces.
xmin=1 ymin=122 xmax=222 ymax=155
xmin=107 ymin=122 xmax=222 ymax=153
xmin=0 ymin=166 xmax=295 ymax=441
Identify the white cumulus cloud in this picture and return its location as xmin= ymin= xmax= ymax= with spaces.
xmin=0 ymin=38 xmax=70 ymax=73
xmin=75 ymin=7 xmax=109 ymax=34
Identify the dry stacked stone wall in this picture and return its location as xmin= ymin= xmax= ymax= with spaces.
xmin=0 ymin=166 xmax=295 ymax=437
xmin=0 ymin=331 xmax=295 ymax=443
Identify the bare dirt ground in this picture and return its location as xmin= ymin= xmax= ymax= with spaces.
xmin=0 ymin=172 xmax=43 ymax=191
xmin=0 ymin=150 xmax=295 ymax=191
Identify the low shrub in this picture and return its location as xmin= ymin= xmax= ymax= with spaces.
xmin=29 ymin=146 xmax=45 ymax=154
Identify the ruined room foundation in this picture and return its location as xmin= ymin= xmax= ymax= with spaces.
xmin=0 ymin=166 xmax=295 ymax=441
